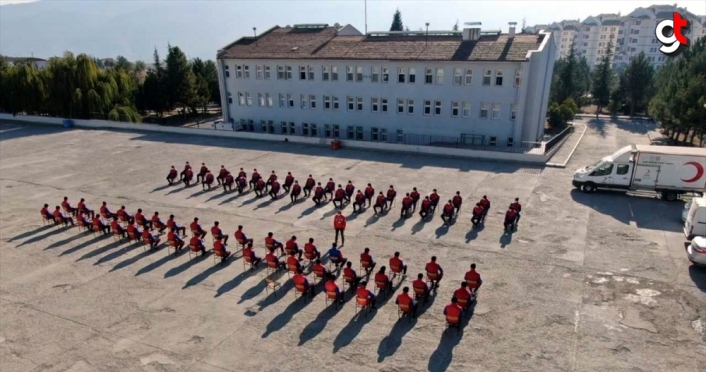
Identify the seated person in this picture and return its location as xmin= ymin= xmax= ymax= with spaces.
xmin=352 ymin=190 xmax=366 ymax=213
xmin=41 ymin=204 xmax=53 ymax=221
xmin=504 ymin=207 xmax=517 ymax=231
xmin=182 ymin=168 xmax=194 ymax=186
xmin=396 ymin=287 xmax=418 ymax=317
xmin=441 ymin=200 xmax=455 ymax=223
xmin=196 ymin=163 xmax=208 ymax=183
xmin=116 ymin=206 xmax=132 ymax=223
xmin=254 ymin=178 xmax=266 ymax=197
xmin=419 ymin=196 xmax=432 ymax=218
xmin=268 ymin=180 xmax=281 ymax=199
xmin=248 ymin=168 xmax=261 ymax=190
xmin=151 ymin=212 xmax=167 ymax=233
xmin=412 ymin=273 xmax=431 ymax=302
xmin=222 ymin=172 xmax=234 ymax=192
xmin=286 ymin=251 xmax=302 ymax=272
xmin=303 ymin=176 xmax=315 ymax=197
xmin=290 ymin=180 xmax=302 ymax=204
xmin=189 ymin=235 xmax=206 ymax=255
xmin=92 ymin=214 xmax=109 ymax=234
xmin=189 ymin=217 xmax=207 ymax=239
xmin=180 ymin=162 xmax=192 ymax=181
xmin=324 ymin=178 xmax=336 ymax=201
xmin=312 ymin=183 xmax=325 ymax=204
xmin=264 ymin=232 xmax=284 ymax=255
xmin=237 ymin=168 xmax=247 ymax=179
xmin=167 ymin=215 xmax=186 ymax=236
xmin=266 ymin=170 xmax=277 ymax=192
xmin=373 ymin=192 xmax=387 ymax=214
xmin=166 ymin=166 xmax=178 ymax=184
xmin=142 ymin=228 xmax=161 ymax=249
xmin=53 ymin=206 xmax=75 ymax=227
xmin=452 ymin=192 xmax=463 ymax=215
xmin=236 ymin=175 xmax=248 ymax=194
xmin=285 ymin=236 xmax=303 ymax=259
xmin=327 ymin=242 xmax=347 ymax=269
xmin=400 ymin=193 xmax=413 ymax=218
xmin=126 ymin=220 xmax=142 ymax=239
xmin=76 ymin=211 xmax=90 ymax=228
xmin=480 ymin=196 xmax=491 ymax=221
xmin=265 ymin=248 xmax=286 ymax=270
xmin=167 ymin=227 xmax=185 ymax=253
xmin=242 ymin=243 xmax=262 ymax=267
xmin=410 ymin=188 xmax=421 ymax=212
xmin=217 ymin=166 xmax=229 ymax=185
xmin=454 ymin=282 xmax=473 ymax=310
xmin=385 ymin=185 xmax=397 ymax=209
xmin=389 ymin=251 xmax=408 ymax=277
xmin=210 ymin=221 xmax=229 ymax=245
xmin=471 ymin=203 xmax=485 ymax=226
xmin=234 ymin=225 xmax=254 ymax=246
xmin=444 ymin=297 xmax=463 ymax=322
xmin=303 ymin=237 xmax=320 ymax=260
xmin=213 ymin=236 xmax=231 ymax=262
xmin=99 ymin=202 xmax=114 ymax=219
xmin=61 ymin=197 xmax=77 ymax=216
xmin=342 ymin=261 xmax=361 ymax=290
xmin=324 ymin=274 xmax=344 ymax=303
xmin=283 ymin=172 xmax=294 ymax=193
xmin=332 ymin=185 xmax=346 ymax=209
xmin=425 ymin=256 xmax=444 ymax=288
xmin=364 ymin=184 xmax=375 ymax=207
xmin=374 ymin=266 xmax=392 ymax=293
xmin=110 ymin=216 xmax=126 ymax=238
xmin=344 ymin=181 xmax=355 ymax=203
xmin=429 ymin=189 xmax=440 ymax=212
xmin=202 ymin=170 xmax=215 ymax=190
xmin=77 ymin=198 xmax=95 ymax=219
xmin=360 ymin=247 xmax=376 ymax=275
xmin=312 ymin=259 xmax=329 ymax=279
xmin=292 ymin=268 xmax=314 ymax=298
xmin=355 ymin=281 xmax=377 ymax=310
xmin=464 ymin=263 xmax=483 ymax=293
xmin=134 ymin=209 xmax=152 ymax=230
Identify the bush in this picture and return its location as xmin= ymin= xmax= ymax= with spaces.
xmin=547 ymin=99 xmax=578 ymax=130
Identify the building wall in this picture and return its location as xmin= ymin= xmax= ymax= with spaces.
xmin=521 ymin=31 xmax=556 ymax=142
xmin=218 ymin=57 xmax=544 ymax=145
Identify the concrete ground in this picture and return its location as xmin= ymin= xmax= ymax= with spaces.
xmin=0 ymin=118 xmax=704 ymax=372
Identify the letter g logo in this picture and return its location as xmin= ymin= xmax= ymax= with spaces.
xmin=655 ymin=12 xmax=690 ymax=56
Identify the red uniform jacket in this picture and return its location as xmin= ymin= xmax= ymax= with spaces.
xmin=314 ymin=186 xmax=324 ymax=197
xmin=235 ymin=230 xmax=246 ymax=241
xmin=402 ymin=196 xmax=412 ymax=207
xmin=387 ymin=189 xmax=397 ymax=200
xmin=510 ymin=202 xmax=522 ymax=212
xmin=168 ymin=169 xmax=177 ymax=179
xmin=473 ymin=206 xmax=484 ymax=217
xmin=189 ymin=236 xmax=202 ymax=248
xmin=345 ymin=184 xmax=355 ymax=195
xmin=480 ymin=198 xmax=490 ymax=209
xmin=142 ymin=229 xmax=153 ymax=241
xmin=365 ymin=186 xmax=375 ymax=198
xmin=292 ymin=184 xmax=301 ymax=195
xmin=425 ymin=262 xmax=441 ymax=275
xmin=152 ymin=215 xmax=163 ymax=227
xmin=225 ymin=174 xmax=234 ymax=185
xmin=335 ymin=189 xmax=345 ymax=200
xmin=443 ymin=203 xmax=454 ymax=215
xmin=183 ymin=164 xmax=192 ymax=172
xmin=343 ymin=267 xmax=357 ymax=281
xmin=444 ymin=303 xmax=462 ymax=318
xmin=268 ymin=173 xmax=277 ymax=182
xmin=256 ymin=179 xmax=265 ymax=190
xmin=271 ymin=181 xmax=280 ymax=192
xmin=293 ymin=274 xmax=309 ymax=289
xmin=374 ymin=272 xmax=389 ymax=285
xmin=110 ymin=220 xmax=121 ymax=232
xmin=238 ymin=170 xmax=247 ymax=178
xmin=190 ymin=221 xmax=202 ymax=233
xmin=211 ymin=226 xmax=223 ymax=238
xmin=505 ymin=210 xmax=517 ymax=222
xmin=167 ymin=231 xmax=178 ymax=242
xmin=453 ymin=195 xmax=462 ymax=207
xmin=184 ymin=169 xmax=193 ymax=180
xmin=199 ymin=166 xmax=208 ymax=175
xmin=219 ymin=168 xmax=228 ymax=177
xmin=410 ymin=191 xmax=420 ymax=202
xmin=355 ymin=193 xmax=365 ymax=204
xmin=305 ymin=178 xmax=315 ymax=189
xmin=284 ymin=175 xmax=294 ymax=186
xmin=251 ymin=172 xmax=261 ymax=181
xmin=326 ymin=181 xmax=335 ymax=192
xmin=465 ymin=270 xmax=481 ymax=289
xmin=389 ymin=257 xmax=404 ymax=272
xmin=421 ymin=199 xmax=431 ymax=211
xmin=334 ymin=214 xmax=346 ymax=229
xmin=454 ymin=287 xmax=471 ymax=304
xmin=304 ymin=242 xmax=317 ymax=254
xmin=167 ymin=218 xmax=177 ymax=229
xmin=325 ymin=280 xmax=339 ymax=294
xmin=205 ymin=173 xmax=214 ymax=183
xmin=375 ymin=195 xmax=386 ymax=206
xmin=285 ymin=239 xmax=298 ymax=252
xmin=360 ymin=252 xmax=373 ymax=265
xmin=214 ymin=241 xmax=226 ymax=254
xmin=265 ymin=236 xmax=276 ymax=246
xmin=430 ymin=193 xmax=440 ymax=204
xmin=396 ymin=293 xmax=413 ymax=306
xmin=287 ymin=256 xmax=300 ymax=269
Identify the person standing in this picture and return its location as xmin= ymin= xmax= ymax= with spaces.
xmin=333 ymin=210 xmax=346 ymax=246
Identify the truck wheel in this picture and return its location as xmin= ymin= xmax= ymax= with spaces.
xmin=661 ymin=191 xmax=678 ymax=202
xmin=582 ymin=183 xmax=596 ymax=193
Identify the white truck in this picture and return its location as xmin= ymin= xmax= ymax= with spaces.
xmin=572 ymin=144 xmax=706 ymax=201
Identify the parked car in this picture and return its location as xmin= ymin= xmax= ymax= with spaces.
xmin=682 ymin=200 xmax=692 ymax=222
xmin=687 ymin=236 xmax=706 ymax=266
xmin=684 ymin=197 xmax=706 ymax=240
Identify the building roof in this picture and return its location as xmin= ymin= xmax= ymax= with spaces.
xmin=1 ymin=56 xmax=47 ymax=62
xmin=601 ymin=19 xmax=621 ymax=26
xmin=218 ymin=25 xmax=547 ymax=62
xmin=582 ymin=16 xmax=600 ymax=26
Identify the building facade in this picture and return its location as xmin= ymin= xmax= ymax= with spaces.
xmin=216 ymin=23 xmax=555 ymax=148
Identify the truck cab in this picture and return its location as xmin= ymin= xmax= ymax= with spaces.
xmin=572 ymin=146 xmax=634 ymax=192
xmin=684 ymin=197 xmax=706 ymax=240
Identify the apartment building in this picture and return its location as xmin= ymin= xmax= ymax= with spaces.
xmin=216 ymin=23 xmax=556 ymax=148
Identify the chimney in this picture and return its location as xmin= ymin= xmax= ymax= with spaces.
xmin=509 ymin=22 xmax=517 ymax=38
xmin=463 ymin=22 xmax=482 ymax=41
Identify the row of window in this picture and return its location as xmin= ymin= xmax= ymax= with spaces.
xmin=224 ymin=64 xmax=521 ymax=87
xmin=227 ymin=92 xmax=518 ymax=120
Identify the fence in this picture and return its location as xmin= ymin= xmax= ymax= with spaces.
xmin=543 ymin=125 xmax=574 ymax=154
xmin=402 ymin=133 xmax=545 ymax=155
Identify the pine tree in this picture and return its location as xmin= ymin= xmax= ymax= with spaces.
xmin=390 ymin=9 xmax=404 ymax=31
xmin=165 ymin=45 xmax=197 ymax=115
xmin=591 ymin=41 xmax=614 ymax=116
xmin=622 ymin=52 xmax=654 ymax=117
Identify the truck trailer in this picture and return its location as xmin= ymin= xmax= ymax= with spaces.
xmin=572 ymin=144 xmax=706 ymax=201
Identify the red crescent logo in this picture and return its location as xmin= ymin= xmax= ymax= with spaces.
xmin=682 ymin=161 xmax=705 ymax=183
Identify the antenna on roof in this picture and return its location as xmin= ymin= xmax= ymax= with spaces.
xmin=253 ymin=27 xmax=258 ymax=46
xmin=364 ymin=0 xmax=368 ymax=34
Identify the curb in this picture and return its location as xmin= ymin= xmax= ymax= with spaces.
xmin=545 ymin=122 xmax=587 ymax=168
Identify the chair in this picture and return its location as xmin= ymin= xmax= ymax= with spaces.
xmin=127 ymin=231 xmax=139 ymax=244
xmin=90 ymin=224 xmax=102 ymax=237
xmin=287 ymin=261 xmax=299 ymax=279
xmin=243 ymin=254 xmax=256 ymax=272
xmin=77 ymin=218 xmax=89 ymax=233
xmin=293 ymin=283 xmax=311 ymax=301
xmin=265 ymin=277 xmax=281 ymax=297
xmin=457 ymin=295 xmax=471 ymax=310
xmin=341 ymin=272 xmax=356 ymax=292
xmin=100 ymin=212 xmax=111 ymax=224
xmin=284 ymin=245 xmax=296 ymax=257
xmin=328 ymin=257 xmax=341 ymax=272
xmin=235 ymin=238 xmax=247 ymax=251
xmin=303 ymin=251 xmax=315 ymax=266
xmin=390 ymin=263 xmax=403 ymax=282
xmin=324 ymin=290 xmax=341 ymax=309
xmin=118 ymin=214 xmax=129 ymax=227
xmin=142 ymin=236 xmax=154 ymax=252
xmin=413 ymin=285 xmax=429 ymax=304
xmin=397 ymin=302 xmax=413 ymax=322
xmin=312 ymin=265 xmax=326 ymax=285
xmin=445 ymin=314 xmax=461 ymax=335
xmin=42 ymin=213 xmax=56 ymax=226
xmin=355 ymin=296 xmax=371 ymax=317
xmin=62 ymin=205 xmax=74 ymax=217
xmin=54 ymin=216 xmax=65 ymax=227
xmin=360 ymin=259 xmax=372 ymax=274
xmin=374 ymin=278 xmax=390 ymax=299
xmin=188 ymin=243 xmax=203 ymax=259
xmin=426 ymin=271 xmax=440 ymax=287
xmin=112 ymin=229 xmax=125 ymax=242
xmin=265 ymin=243 xmax=275 ymax=254
xmin=213 ymin=248 xmax=227 ymax=265
xmin=167 ymin=239 xmax=178 ymax=255
xmin=266 ymin=259 xmax=279 ymax=275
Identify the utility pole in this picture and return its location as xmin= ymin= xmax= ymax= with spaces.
xmin=364 ymin=0 xmax=368 ymax=34
xmin=425 ymin=22 xmax=430 ymax=44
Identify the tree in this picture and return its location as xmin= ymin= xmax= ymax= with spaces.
xmin=621 ymin=52 xmax=654 ymax=117
xmin=165 ymin=45 xmax=197 ymax=114
xmin=115 ymin=56 xmax=133 ymax=72
xmin=547 ymin=98 xmax=578 ymax=130
xmin=591 ymin=40 xmax=614 ymax=116
xmin=550 ymin=43 xmax=591 ymax=107
xmin=453 ymin=20 xmax=459 ymax=31
xmin=203 ymin=60 xmax=220 ymax=105
xmin=134 ymin=60 xmax=146 ymax=73
xmin=390 ymin=9 xmax=404 ymax=31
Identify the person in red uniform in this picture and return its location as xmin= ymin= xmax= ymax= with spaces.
xmin=374 ymin=266 xmax=392 ymax=293
xmin=290 ymin=180 xmax=302 ymax=204
xmin=303 ymin=175 xmax=315 ymax=198
xmin=471 ymin=203 xmax=484 ymax=227
xmin=167 ymin=166 xmax=178 ymax=185
xmin=236 ymin=174 xmax=247 ymax=194
xmin=464 ymin=263 xmax=483 ymax=293
xmin=333 ymin=185 xmax=346 ymax=209
xmin=242 ymin=243 xmax=262 ymax=267
xmin=249 ymin=168 xmax=261 ymax=190
xmin=234 ymin=225 xmax=253 ymax=246
xmin=167 ymin=227 xmax=185 ymax=253
xmin=190 ymin=217 xmax=207 ymax=239
xmin=180 ymin=162 xmax=192 ymax=182
xmin=324 ymin=178 xmax=336 ymax=201
xmin=444 ymin=297 xmax=463 ymax=321
xmin=254 ymin=178 xmax=266 ymax=198
xmin=441 ymin=200 xmax=455 ymax=224
xmin=356 ymin=281 xmax=377 ymax=310
xmin=217 ymin=165 xmax=228 ymax=185
xmin=53 ymin=206 xmax=75 ymax=227
xmin=312 ymin=182 xmax=325 ymax=205
xmin=304 ymin=237 xmax=321 ymax=260
xmin=61 ymin=197 xmax=77 ymax=216
xmin=265 ymin=247 xmax=286 ymax=270
xmin=364 ymin=183 xmax=375 ymax=207
xmin=452 ymin=191 xmax=463 ymax=215
xmin=40 ymin=204 xmax=53 ymax=221
xmin=425 ymin=256 xmax=444 ymax=288
xmin=111 ymin=216 xmax=126 ymax=238
xmin=454 ymin=282 xmax=473 ymax=310
xmin=142 ymin=228 xmax=161 ymax=249
xmin=324 ymin=274 xmax=344 ymax=303
xmin=504 ymin=207 xmax=517 ymax=232
xmin=213 ymin=236 xmax=231 ymax=262
xmin=189 ymin=235 xmax=206 ymax=256
xmin=238 ymin=167 xmax=247 ymax=179
xmin=479 ymin=195 xmax=491 ymax=222
xmin=419 ymin=196 xmax=432 ymax=218
xmin=76 ymin=210 xmax=91 ymax=229
xmin=126 ymin=219 xmax=142 ymax=240
xmin=285 ymin=235 xmax=303 ymax=259
xmin=268 ymin=180 xmax=281 ymax=200
xmin=373 ymin=192 xmax=387 ymax=215
xmin=183 ymin=167 xmax=194 ymax=186
xmin=412 ymin=273 xmax=430 ymax=302
xmin=386 ymin=185 xmax=397 ymax=209
xmin=283 ymin=172 xmax=294 ymax=194
xmin=286 ymin=250 xmax=302 ymax=272
xmin=202 ymin=170 xmax=215 ymax=190
xmin=116 ymin=206 xmax=132 ymax=224
xmin=77 ymin=198 xmax=94 ymax=219
xmin=167 ymin=214 xmax=186 ymax=236
xmin=360 ymin=247 xmax=376 ymax=276
xmin=266 ymin=170 xmax=277 ymax=192
xmin=151 ymin=212 xmax=167 ymax=233
xmin=352 ymin=190 xmax=366 ymax=213
xmin=313 ymin=259 xmax=330 ymax=279
xmin=210 ymin=221 xmax=229 ymax=244
xmin=429 ymin=189 xmax=440 ymax=212
xmin=389 ymin=251 xmax=408 ymax=276
xmin=333 ymin=211 xmax=346 ymax=246
xmin=292 ymin=268 xmax=314 ymax=298
xmin=100 ymin=202 xmax=114 ymax=219
xmin=343 ymin=261 xmax=361 ymax=290
xmin=134 ymin=208 xmax=152 ymax=230
xmin=265 ymin=232 xmax=284 ymax=255
xmin=410 ymin=187 xmax=421 ymax=212
xmin=396 ymin=287 xmax=418 ymax=317
xmin=510 ymin=197 xmax=522 ymax=225
xmin=91 ymin=214 xmax=109 ymax=234
xmin=222 ymin=172 xmax=234 ymax=192
xmin=196 ymin=163 xmax=208 ymax=183
xmin=344 ymin=180 xmax=355 ymax=203
xmin=400 ymin=193 xmax=413 ymax=218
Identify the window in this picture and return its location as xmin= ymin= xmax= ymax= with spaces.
xmin=286 ymin=66 xmax=292 ymax=80
xmin=435 ymin=68 xmax=444 ymax=84
xmin=434 ymin=100 xmax=442 ymax=116
xmin=247 ymin=120 xmax=254 ymax=132
xmin=347 ymin=126 xmax=355 ymax=139
xmin=480 ymin=102 xmax=489 ymax=118
xmin=397 ymin=99 xmax=405 ymax=114
xmin=277 ymin=65 xmax=285 ymax=80
xmin=302 ymin=123 xmax=309 ymax=136
xmin=288 ymin=122 xmax=296 ymax=134
xmin=372 ymin=67 xmax=379 ymax=82
xmin=462 ymin=102 xmax=471 ymax=117
xmin=256 ymin=65 xmax=263 ymax=79
xmin=507 ymin=137 xmax=514 ymax=147
xmin=483 ymin=70 xmax=492 ymax=85
xmin=380 ymin=128 xmax=388 ymax=142
xmin=331 ymin=66 xmax=339 ymax=81
xmin=424 ymin=100 xmax=431 ymax=115
xmin=491 ymin=103 xmax=500 ymax=119
xmin=243 ymin=65 xmax=250 ymax=78
xmin=489 ymin=136 xmax=497 ymax=146
xmin=310 ymin=95 xmax=316 ymax=109
xmin=279 ymin=94 xmax=285 ymax=107
xmin=407 ymin=99 xmax=414 ymax=114
xmin=287 ymin=94 xmax=294 ymax=108
xmin=281 ymin=121 xmax=288 ymax=134
xmin=617 ymin=164 xmax=630 ymax=175
xmin=381 ymin=98 xmax=388 ymax=112
xmin=333 ymin=96 xmax=340 ymax=110
xmin=510 ymin=103 xmax=517 ymax=120
xmin=356 ymin=126 xmax=363 ymax=140
xmin=325 ymin=124 xmax=332 ymax=138
xmin=634 ymin=20 xmax=641 ymax=26
xmin=371 ymin=98 xmax=379 ymax=112
xmin=333 ymin=124 xmax=340 ymax=138
xmin=514 ymin=70 xmax=521 ymax=86
xmin=324 ymin=96 xmax=331 ymax=109
xmin=259 ymin=120 xmax=266 ymax=133
xmin=356 ymin=97 xmax=363 ymax=111
xmin=371 ymin=127 xmax=379 ymax=141
xmin=382 ymin=67 xmax=389 ymax=82
xmin=258 ymin=93 xmax=265 ymax=107
xmin=310 ymin=124 xmax=317 ymax=137
xmin=264 ymin=66 xmax=271 ymax=79
xmin=465 ymin=69 xmax=473 ymax=85
xmin=451 ymin=101 xmax=459 ymax=117
xmin=630 ymin=38 xmax=638 ymax=44
xmin=396 ymin=129 xmax=404 ymax=143
xmin=301 ymin=94 xmax=308 ymax=109
xmin=356 ymin=66 xmax=363 ymax=82
xmin=267 ymin=120 xmax=274 ymax=134
xmin=453 ymin=68 xmax=462 ymax=85
xmin=308 ymin=66 xmax=315 ymax=80
xmin=322 ymin=66 xmax=330 ymax=81
xmin=409 ymin=68 xmax=416 ymax=83
xmin=227 ymin=92 xmax=232 ymax=104
xmin=594 ymin=163 xmax=614 ymax=176
xmin=238 ymin=92 xmax=245 ymax=105
xmin=495 ymin=70 xmax=503 ymax=86
xmin=398 ymin=68 xmax=406 ymax=83
xmin=300 ymin=66 xmax=307 ymax=80
xmin=425 ymin=68 xmax=433 ymax=84
xmin=346 ymin=66 xmax=354 ymax=81
xmin=347 ymin=96 xmax=354 ymax=111
xmin=225 ymin=65 xmax=230 ymax=78
xmin=236 ymin=65 xmax=243 ymax=78
xmin=266 ymin=93 xmax=273 ymax=107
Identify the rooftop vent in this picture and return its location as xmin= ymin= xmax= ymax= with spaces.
xmin=463 ymin=22 xmax=482 ymax=41
xmin=509 ymin=22 xmax=517 ymax=38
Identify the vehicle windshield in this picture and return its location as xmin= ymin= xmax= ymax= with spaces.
xmin=585 ymin=160 xmax=602 ymax=171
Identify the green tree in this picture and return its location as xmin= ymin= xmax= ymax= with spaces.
xmin=390 ymin=9 xmax=404 ymax=31
xmin=134 ymin=60 xmax=146 ymax=73
xmin=591 ymin=41 xmax=614 ymax=116
xmin=621 ymin=52 xmax=654 ymax=117
xmin=453 ymin=20 xmax=459 ymax=31
xmin=203 ymin=60 xmax=220 ymax=105
xmin=115 ymin=56 xmax=133 ymax=72
xmin=550 ymin=44 xmax=591 ymax=107
xmin=165 ymin=45 xmax=197 ymax=115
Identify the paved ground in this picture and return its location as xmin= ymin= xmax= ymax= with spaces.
xmin=0 ymin=118 xmax=704 ymax=372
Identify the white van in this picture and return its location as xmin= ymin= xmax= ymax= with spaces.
xmin=684 ymin=197 xmax=706 ymax=240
